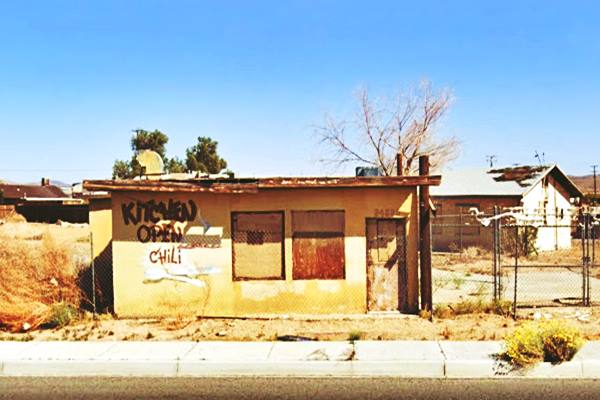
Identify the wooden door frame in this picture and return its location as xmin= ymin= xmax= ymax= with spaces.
xmin=365 ymin=217 xmax=408 ymax=312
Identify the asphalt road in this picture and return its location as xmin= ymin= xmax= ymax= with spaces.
xmin=2 ymin=377 xmax=600 ymax=400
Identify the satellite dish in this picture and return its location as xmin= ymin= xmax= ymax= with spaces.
xmin=136 ymin=150 xmax=164 ymax=177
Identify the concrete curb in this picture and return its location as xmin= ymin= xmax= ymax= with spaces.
xmin=1 ymin=340 xmax=598 ymax=379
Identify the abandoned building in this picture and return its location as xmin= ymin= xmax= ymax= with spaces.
xmin=0 ymin=179 xmax=88 ymax=223
xmin=84 ymin=170 xmax=440 ymax=318
xmin=430 ymin=164 xmax=583 ymax=252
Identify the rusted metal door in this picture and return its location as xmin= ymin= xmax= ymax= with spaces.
xmin=366 ymin=218 xmax=407 ymax=312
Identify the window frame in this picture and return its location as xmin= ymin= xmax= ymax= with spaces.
xmin=231 ymin=210 xmax=286 ymax=281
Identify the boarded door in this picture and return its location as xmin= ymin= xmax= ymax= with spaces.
xmin=366 ymin=218 xmax=407 ymax=312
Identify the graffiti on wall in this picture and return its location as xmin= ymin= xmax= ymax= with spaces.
xmin=121 ymin=199 xmax=197 ymax=243
xmin=143 ymin=243 xmax=220 ymax=287
xmin=120 ymin=198 xmax=224 ymax=287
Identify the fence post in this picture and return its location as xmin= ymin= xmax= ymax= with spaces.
xmin=592 ymin=211 xmax=596 ymax=305
xmin=584 ymin=212 xmax=591 ymax=306
xmin=513 ymin=224 xmax=518 ymax=319
xmin=498 ymin=215 xmax=503 ymax=300
xmin=90 ymin=231 xmax=97 ymax=318
xmin=581 ymin=210 xmax=588 ymax=307
xmin=492 ymin=206 xmax=498 ymax=302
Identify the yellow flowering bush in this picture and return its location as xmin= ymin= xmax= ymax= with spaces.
xmin=504 ymin=319 xmax=584 ymax=366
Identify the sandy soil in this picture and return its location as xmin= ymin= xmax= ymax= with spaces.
xmin=1 ymin=307 xmax=599 ymax=342
xmin=1 ymin=222 xmax=598 ymax=342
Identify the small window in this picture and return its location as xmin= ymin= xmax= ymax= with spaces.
xmin=292 ymin=210 xmax=345 ymax=280
xmin=457 ymin=204 xmax=480 ymax=237
xmin=232 ymin=211 xmax=284 ymax=280
xmin=432 ymin=203 xmax=443 ymax=235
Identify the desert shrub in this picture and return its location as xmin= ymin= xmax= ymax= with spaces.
xmin=347 ymin=331 xmax=362 ymax=343
xmin=0 ymin=233 xmax=83 ymax=331
xmin=503 ymin=320 xmax=584 ymax=366
xmin=433 ymin=299 xmax=512 ymax=319
xmin=4 ymin=211 xmax=27 ymax=223
xmin=541 ymin=320 xmax=584 ymax=364
xmin=450 ymin=274 xmax=465 ymax=289
xmin=46 ymin=302 xmax=78 ymax=328
xmin=461 ymin=246 xmax=488 ymax=260
xmin=502 ymin=226 xmax=539 ymax=258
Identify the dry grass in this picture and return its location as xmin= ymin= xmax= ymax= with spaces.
xmin=1 ymin=210 xmax=27 ymax=223
xmin=434 ymin=246 xmax=493 ymax=275
xmin=0 ymin=232 xmax=84 ymax=332
xmin=433 ymin=299 xmax=512 ymax=319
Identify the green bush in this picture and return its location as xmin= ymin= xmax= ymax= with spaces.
xmin=46 ymin=302 xmax=78 ymax=328
xmin=503 ymin=320 xmax=584 ymax=366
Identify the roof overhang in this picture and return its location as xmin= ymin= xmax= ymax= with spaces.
xmin=522 ymin=164 xmax=584 ymax=199
xmin=83 ymin=175 xmax=442 ymax=194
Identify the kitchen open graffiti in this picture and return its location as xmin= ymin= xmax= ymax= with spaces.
xmin=121 ymin=199 xmax=197 ymax=243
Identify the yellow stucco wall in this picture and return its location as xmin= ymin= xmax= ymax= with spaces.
xmin=89 ymin=197 xmax=112 ymax=258
xmin=107 ymin=187 xmax=419 ymax=318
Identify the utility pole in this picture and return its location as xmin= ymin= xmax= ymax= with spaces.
xmin=593 ymin=165 xmax=598 ymax=205
xmin=486 ymin=155 xmax=497 ymax=168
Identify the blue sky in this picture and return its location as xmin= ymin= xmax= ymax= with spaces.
xmin=1 ymin=1 xmax=599 ymax=184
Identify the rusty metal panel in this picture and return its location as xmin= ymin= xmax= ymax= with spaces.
xmin=83 ymin=175 xmax=442 ymax=193
xmin=292 ymin=211 xmax=345 ymax=280
xmin=232 ymin=211 xmax=284 ymax=280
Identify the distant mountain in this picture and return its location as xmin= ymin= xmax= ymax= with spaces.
xmin=570 ymin=175 xmax=597 ymax=195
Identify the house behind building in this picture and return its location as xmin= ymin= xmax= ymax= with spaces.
xmin=431 ymin=164 xmax=583 ymax=252
xmin=0 ymin=178 xmax=88 ymax=223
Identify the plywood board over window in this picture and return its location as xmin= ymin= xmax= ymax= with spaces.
xmin=292 ymin=210 xmax=345 ymax=280
xmin=232 ymin=211 xmax=284 ymax=280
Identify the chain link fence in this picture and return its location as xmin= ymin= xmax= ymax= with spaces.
xmin=431 ymin=211 xmax=496 ymax=311
xmin=432 ymin=207 xmax=600 ymax=317
xmin=497 ymin=211 xmax=598 ymax=317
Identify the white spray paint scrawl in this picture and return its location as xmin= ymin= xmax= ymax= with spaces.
xmin=143 ymin=244 xmax=221 ymax=287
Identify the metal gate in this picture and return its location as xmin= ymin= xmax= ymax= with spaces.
xmin=491 ymin=207 xmax=597 ymax=317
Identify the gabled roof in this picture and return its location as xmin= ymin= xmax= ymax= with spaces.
xmin=431 ymin=164 xmax=583 ymax=198
xmin=0 ymin=184 xmax=67 ymax=199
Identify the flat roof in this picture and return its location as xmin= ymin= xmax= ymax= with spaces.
xmin=83 ymin=175 xmax=441 ymax=194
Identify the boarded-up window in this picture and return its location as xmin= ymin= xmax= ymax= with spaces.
xmin=232 ymin=211 xmax=284 ymax=280
xmin=292 ymin=210 xmax=345 ymax=280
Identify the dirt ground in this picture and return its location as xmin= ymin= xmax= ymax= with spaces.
xmin=1 ymin=221 xmax=599 ymax=342
xmin=1 ymin=307 xmax=599 ymax=342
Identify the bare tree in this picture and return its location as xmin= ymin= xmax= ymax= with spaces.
xmin=316 ymin=80 xmax=460 ymax=175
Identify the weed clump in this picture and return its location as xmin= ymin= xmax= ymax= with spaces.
xmin=503 ymin=320 xmax=584 ymax=366
xmin=433 ymin=299 xmax=512 ymax=319
xmin=347 ymin=331 xmax=362 ymax=343
xmin=47 ymin=302 xmax=78 ymax=328
xmin=0 ymin=233 xmax=83 ymax=332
